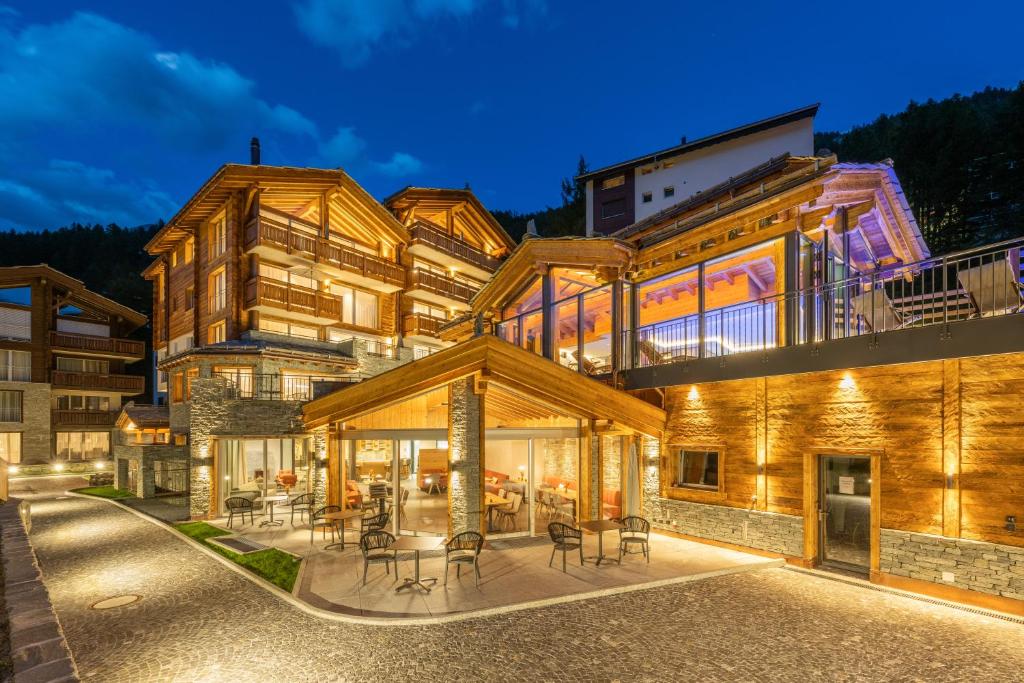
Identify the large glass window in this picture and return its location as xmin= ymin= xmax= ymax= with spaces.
xmin=0 ymin=391 xmax=20 ymax=422
xmin=219 ymin=437 xmax=312 ymax=514
xmin=0 ymin=432 xmax=21 ymax=464
xmin=56 ymin=432 xmax=110 ymax=461
xmin=56 ymin=395 xmax=110 ymax=411
xmin=208 ymin=268 xmax=227 ymax=313
xmin=673 ymin=449 xmax=720 ymax=491
xmin=580 ymin=286 xmax=613 ymax=374
xmin=0 ymin=350 xmax=30 ymax=381
xmin=702 ymin=239 xmax=783 ymax=356
xmin=555 ymin=299 xmax=578 ymax=369
xmin=330 ymin=284 xmax=379 ymax=329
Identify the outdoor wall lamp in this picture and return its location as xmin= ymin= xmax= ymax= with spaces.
xmin=945 ymin=472 xmax=955 ymax=489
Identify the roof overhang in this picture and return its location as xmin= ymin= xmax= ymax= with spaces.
xmin=384 ymin=186 xmax=517 ymax=253
xmin=303 ymin=335 xmax=665 ymax=437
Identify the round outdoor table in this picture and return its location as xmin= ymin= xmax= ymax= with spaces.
xmin=257 ymin=494 xmax=289 ymax=527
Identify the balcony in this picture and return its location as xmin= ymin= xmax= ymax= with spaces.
xmin=407 ymin=221 xmax=501 ymax=280
xmin=51 ymin=409 xmax=118 ymax=427
xmin=403 ymin=313 xmax=446 ymax=341
xmin=50 ymin=331 xmax=145 ymax=360
xmin=214 ymin=372 xmax=359 ymax=401
xmin=245 ymin=213 xmax=405 ymax=293
xmin=244 ymin=276 xmax=341 ymax=326
xmin=405 ymin=268 xmax=477 ymax=310
xmin=51 ymin=370 xmax=145 ymax=394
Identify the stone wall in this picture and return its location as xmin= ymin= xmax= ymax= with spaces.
xmin=540 ymin=438 xmax=578 ymax=483
xmin=879 ymin=528 xmax=1024 ymax=601
xmin=113 ymin=443 xmax=186 ymax=498
xmin=640 ymin=435 xmax=803 ymax=556
xmin=448 ymin=378 xmax=481 ymax=535
xmin=311 ymin=427 xmax=328 ymax=510
xmin=0 ymin=381 xmax=51 ymax=465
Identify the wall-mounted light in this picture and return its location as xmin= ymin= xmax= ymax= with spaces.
xmin=95 ymin=461 xmax=106 ymax=470
xmin=687 ymin=385 xmax=699 ymax=400
xmin=839 ymin=372 xmax=855 ymax=390
xmin=946 ymin=470 xmax=956 ymax=489
xmin=8 ymin=465 xmax=18 ymax=475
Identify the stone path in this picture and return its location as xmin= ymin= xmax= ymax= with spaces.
xmin=25 ymin=494 xmax=1024 ymax=682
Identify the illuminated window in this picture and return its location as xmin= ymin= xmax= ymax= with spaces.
xmin=600 ymin=175 xmax=625 ymax=190
xmin=55 ymin=432 xmax=110 ymax=461
xmin=0 ymin=391 xmax=21 ymax=422
xmin=209 ymin=214 xmax=227 ymax=258
xmin=185 ymin=367 xmax=199 ymax=400
xmin=171 ymin=372 xmax=184 ymax=403
xmin=184 ymin=237 xmax=194 ymax=264
xmin=208 ymin=321 xmax=226 ymax=345
xmin=673 ymin=448 xmax=720 ymax=491
xmin=208 ymin=268 xmax=226 ymax=312
xmin=0 ymin=432 xmax=21 ymax=463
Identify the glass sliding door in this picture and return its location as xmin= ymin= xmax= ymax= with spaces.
xmin=218 ymin=437 xmax=312 ymax=516
xmin=483 ymin=439 xmax=530 ymax=537
xmin=819 ymin=455 xmax=872 ymax=572
xmin=533 ymin=435 xmax=579 ymax=532
xmin=600 ymin=435 xmax=624 ymax=520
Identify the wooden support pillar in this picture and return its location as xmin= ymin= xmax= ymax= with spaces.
xmin=327 ymin=423 xmax=341 ymax=508
xmin=610 ymin=279 xmax=623 ymax=373
xmin=755 ymin=377 xmax=768 ymax=512
xmin=942 ymin=359 xmax=962 ymax=538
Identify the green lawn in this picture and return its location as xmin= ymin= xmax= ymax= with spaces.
xmin=174 ymin=522 xmax=301 ymax=592
xmin=70 ymin=486 xmax=135 ymax=500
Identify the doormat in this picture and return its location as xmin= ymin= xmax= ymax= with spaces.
xmin=208 ymin=536 xmax=268 ymax=554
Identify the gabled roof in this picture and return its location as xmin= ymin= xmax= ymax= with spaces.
xmin=0 ymin=264 xmax=147 ymax=330
xmin=303 ymin=335 xmax=666 ymax=437
xmin=384 ymin=186 xmax=516 ymax=254
xmin=577 ymin=103 xmax=819 ymax=182
xmin=146 ymin=164 xmax=408 ymax=254
xmin=116 ymin=403 xmax=169 ymax=430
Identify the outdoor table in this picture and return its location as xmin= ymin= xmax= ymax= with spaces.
xmin=392 ymin=536 xmax=445 ymax=593
xmin=320 ymin=509 xmax=366 ymax=550
xmin=257 ymin=494 xmax=289 ymax=527
xmin=578 ymin=519 xmax=624 ymax=566
xmin=484 ymin=492 xmax=511 ymax=532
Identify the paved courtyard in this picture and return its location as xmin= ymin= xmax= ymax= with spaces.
xmin=21 ymin=491 xmax=1024 ymax=682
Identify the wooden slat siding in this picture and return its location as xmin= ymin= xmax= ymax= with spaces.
xmin=942 ymin=359 xmax=961 ymax=538
xmin=167 ymin=242 xmax=196 ymax=342
xmin=958 ymin=354 xmax=1024 ymax=546
xmin=303 ymin=335 xmax=665 ymax=437
xmin=49 ymin=331 xmax=144 ymax=358
xmin=664 ymin=381 xmax=757 ymax=508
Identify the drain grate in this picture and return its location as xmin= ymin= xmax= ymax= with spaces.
xmin=209 ymin=536 xmax=267 ymax=554
xmin=91 ymin=595 xmax=141 ymax=610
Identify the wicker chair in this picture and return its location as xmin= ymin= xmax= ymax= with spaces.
xmin=360 ymin=530 xmax=397 ymax=585
xmin=359 ymin=510 xmax=391 ymax=537
xmin=618 ymin=516 xmax=651 ymax=563
xmin=289 ymin=492 xmax=314 ymax=525
xmin=493 ymin=492 xmax=523 ymax=532
xmin=224 ymin=496 xmax=254 ymax=528
xmin=445 ymin=531 xmax=483 ymax=587
xmin=547 ymin=522 xmax=583 ymax=572
xmin=310 ymin=505 xmax=341 ymax=545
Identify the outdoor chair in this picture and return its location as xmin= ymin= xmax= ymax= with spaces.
xmin=957 ymin=259 xmax=1024 ymax=317
xmin=494 ymin=492 xmax=523 ymax=532
xmin=310 ymin=505 xmax=341 ymax=545
xmin=444 ymin=531 xmax=483 ymax=587
xmin=617 ymin=516 xmax=651 ymax=563
xmin=360 ymin=530 xmax=397 ymax=585
xmin=547 ymin=522 xmax=583 ymax=572
xmin=289 ymin=492 xmax=314 ymax=525
xmin=850 ymin=288 xmax=921 ymax=334
xmin=552 ymin=493 xmax=575 ymax=523
xmin=224 ymin=496 xmax=254 ymax=528
xmin=359 ymin=510 xmax=391 ymax=537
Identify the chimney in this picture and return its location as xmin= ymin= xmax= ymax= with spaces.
xmin=250 ymin=137 xmax=261 ymax=165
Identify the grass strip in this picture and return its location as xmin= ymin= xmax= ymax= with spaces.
xmin=174 ymin=521 xmax=300 ymax=592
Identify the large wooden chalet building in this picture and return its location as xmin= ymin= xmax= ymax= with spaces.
xmin=129 ymin=112 xmax=1024 ymax=616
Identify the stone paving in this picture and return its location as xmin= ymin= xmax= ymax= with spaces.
xmin=22 ymin=493 xmax=1024 ymax=682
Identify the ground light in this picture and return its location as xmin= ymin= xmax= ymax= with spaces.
xmin=53 ymin=462 xmax=65 ymax=472
xmin=8 ymin=465 xmax=18 ymax=475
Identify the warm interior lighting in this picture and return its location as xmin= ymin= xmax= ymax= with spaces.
xmin=224 ymin=475 xmax=231 ymax=481
xmin=95 ymin=461 xmax=105 ymax=470
xmin=839 ymin=373 xmax=856 ymax=390
xmin=687 ymin=385 xmax=699 ymax=400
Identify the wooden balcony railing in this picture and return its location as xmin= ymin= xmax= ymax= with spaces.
xmin=51 ymin=370 xmax=145 ymax=393
xmin=50 ymin=331 xmax=145 ymax=358
xmin=51 ymin=409 xmax=118 ymax=427
xmin=244 ymin=276 xmax=341 ymax=321
xmin=409 ymin=221 xmax=501 ymax=272
xmin=407 ymin=268 xmax=477 ymax=304
xmin=245 ymin=216 xmax=405 ymax=288
xmin=403 ymin=313 xmax=446 ymax=338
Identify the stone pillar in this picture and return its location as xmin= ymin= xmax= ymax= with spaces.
xmin=584 ymin=421 xmax=600 ymax=521
xmin=640 ymin=435 xmax=661 ymax=521
xmin=187 ymin=377 xmax=231 ymax=519
xmin=312 ymin=426 xmax=329 ymax=510
xmin=448 ymin=377 xmax=483 ymax=535
xmin=115 ymin=458 xmax=128 ymax=491
xmin=140 ymin=454 xmax=155 ymax=498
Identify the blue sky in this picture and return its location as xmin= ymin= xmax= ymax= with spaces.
xmin=0 ymin=0 xmax=1022 ymax=231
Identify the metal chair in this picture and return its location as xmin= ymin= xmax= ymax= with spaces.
xmin=289 ymin=492 xmax=314 ymax=525
xmin=617 ymin=516 xmax=651 ymax=563
xmin=547 ymin=522 xmax=583 ymax=572
xmin=224 ymin=496 xmax=254 ymax=528
xmin=310 ymin=505 xmax=341 ymax=544
xmin=360 ymin=530 xmax=397 ymax=585
xmin=358 ymin=510 xmax=391 ymax=537
xmin=494 ymin=492 xmax=522 ymax=532
xmin=445 ymin=531 xmax=483 ymax=587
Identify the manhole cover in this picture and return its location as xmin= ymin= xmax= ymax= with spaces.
xmin=90 ymin=595 xmax=141 ymax=610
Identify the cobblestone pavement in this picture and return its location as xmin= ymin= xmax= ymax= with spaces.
xmin=26 ymin=494 xmax=1024 ymax=682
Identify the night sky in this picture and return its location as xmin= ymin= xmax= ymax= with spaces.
xmin=1 ymin=0 xmax=1021 ymax=232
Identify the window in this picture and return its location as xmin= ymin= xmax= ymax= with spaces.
xmin=673 ymin=449 xmax=720 ymax=491
xmin=0 ymin=391 xmax=21 ymax=422
xmin=185 ymin=367 xmax=199 ymax=400
xmin=185 ymin=287 xmax=195 ymax=311
xmin=601 ymin=198 xmax=626 ymax=219
xmin=663 ymin=186 xmax=674 ymax=199
xmin=0 ymin=307 xmax=31 ymax=341
xmin=208 ymin=320 xmax=226 ymax=344
xmin=171 ymin=372 xmax=184 ymax=403
xmin=214 ymin=366 xmax=254 ymax=398
xmin=0 ymin=350 xmax=31 ymax=381
xmin=56 ymin=395 xmax=110 ymax=411
xmin=56 ymin=357 xmax=109 ymax=374
xmin=411 ymin=302 xmax=448 ymax=320
xmin=0 ymin=286 xmax=31 ymax=306
xmin=641 ymin=191 xmax=653 ymax=203
xmin=329 ymin=283 xmax=378 ymax=329
xmin=600 ymin=175 xmax=625 ymax=190
xmin=209 ymin=214 xmax=227 ymax=258
xmin=55 ymin=432 xmax=110 ymax=461
xmin=0 ymin=433 xmax=21 ymax=464
xmin=208 ymin=268 xmax=226 ymax=312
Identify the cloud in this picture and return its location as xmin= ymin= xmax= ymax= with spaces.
xmin=0 ymin=159 xmax=178 ymax=231
xmin=0 ymin=12 xmax=316 ymax=149
xmin=371 ymin=152 xmax=424 ymax=177
xmin=319 ymin=127 xmax=368 ymax=166
xmin=293 ymin=0 xmax=543 ymax=67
